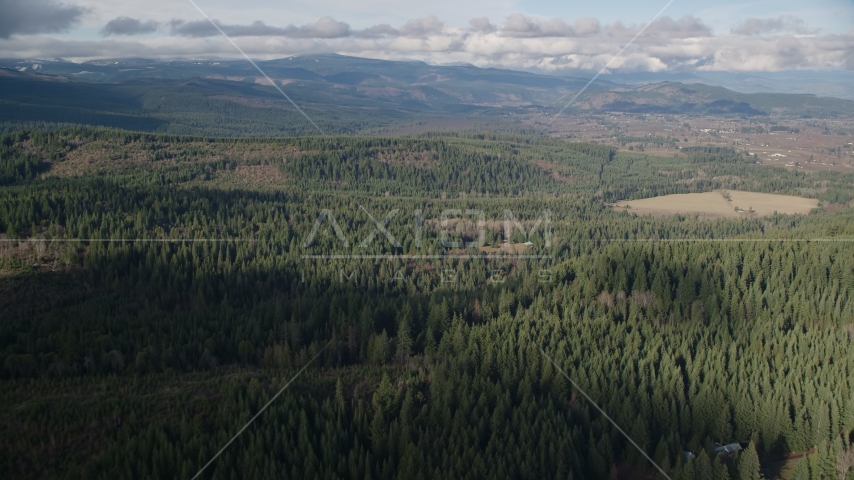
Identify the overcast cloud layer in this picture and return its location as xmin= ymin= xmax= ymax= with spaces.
xmin=0 ymin=0 xmax=88 ymax=39
xmin=101 ymin=16 xmax=159 ymax=36
xmin=0 ymin=0 xmax=852 ymax=72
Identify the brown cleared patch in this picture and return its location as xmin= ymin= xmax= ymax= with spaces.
xmin=479 ymin=243 xmax=531 ymax=254
xmin=48 ymin=140 xmax=304 ymax=178
xmin=213 ymin=165 xmax=288 ymax=188
xmin=535 ymin=159 xmax=577 ymax=185
xmin=49 ymin=140 xmax=155 ymax=177
xmin=205 ymin=74 xmax=246 ymax=82
xmin=823 ymin=203 xmax=848 ymax=213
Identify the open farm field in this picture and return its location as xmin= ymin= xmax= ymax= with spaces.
xmin=613 ymin=190 xmax=820 ymax=218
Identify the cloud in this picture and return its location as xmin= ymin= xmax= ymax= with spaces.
xmin=306 ymin=17 xmax=351 ymax=38
xmin=0 ymin=13 xmax=850 ymax=74
xmin=501 ymin=13 xmax=574 ymax=37
xmin=572 ymin=18 xmax=600 ymax=36
xmin=354 ymin=24 xmax=399 ymax=38
xmin=469 ymin=17 xmax=496 ymax=33
xmin=0 ymin=0 xmax=88 ymax=39
xmin=732 ymin=16 xmax=815 ymax=36
xmin=169 ymin=17 xmax=350 ymax=38
xmin=399 ymin=16 xmax=444 ymax=37
xmin=493 ymin=14 xmax=708 ymax=39
xmin=170 ymin=20 xmax=287 ymax=37
xmin=101 ymin=17 xmax=159 ymax=36
xmin=647 ymin=16 xmax=713 ymax=38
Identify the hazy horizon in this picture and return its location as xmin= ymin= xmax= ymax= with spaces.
xmin=0 ymin=0 xmax=851 ymax=73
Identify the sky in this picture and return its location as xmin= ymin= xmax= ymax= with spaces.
xmin=0 ymin=0 xmax=852 ymax=72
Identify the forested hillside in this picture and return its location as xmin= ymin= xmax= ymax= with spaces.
xmin=0 ymin=75 xmax=418 ymax=136
xmin=2 ymin=128 xmax=854 ymax=479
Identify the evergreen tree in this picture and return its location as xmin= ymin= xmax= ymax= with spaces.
xmin=736 ymin=443 xmax=760 ymax=480
xmin=395 ymin=308 xmax=413 ymax=365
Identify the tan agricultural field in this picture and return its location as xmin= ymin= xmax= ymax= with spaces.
xmin=612 ymin=190 xmax=819 ymax=218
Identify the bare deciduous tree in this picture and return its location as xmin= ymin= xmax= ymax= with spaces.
xmin=838 ymin=444 xmax=854 ymax=480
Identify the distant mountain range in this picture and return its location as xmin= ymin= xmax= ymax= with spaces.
xmin=1 ymin=54 xmax=852 ymax=136
xmin=566 ymin=69 xmax=854 ymax=101
xmin=0 ymin=54 xmax=611 ymax=108
xmin=572 ymin=81 xmax=854 ymax=117
xmin=6 ymin=54 xmax=854 ymax=99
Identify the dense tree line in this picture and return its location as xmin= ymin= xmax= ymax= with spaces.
xmin=1 ymin=128 xmax=853 ymax=479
